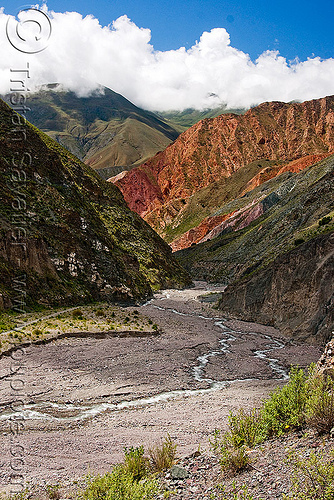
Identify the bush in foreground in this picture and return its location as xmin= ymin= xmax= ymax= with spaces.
xmin=148 ymin=434 xmax=177 ymax=473
xmin=284 ymin=449 xmax=334 ymax=500
xmin=80 ymin=466 xmax=159 ymax=500
xmin=212 ymin=365 xmax=334 ymax=477
xmin=79 ymin=436 xmax=177 ymax=500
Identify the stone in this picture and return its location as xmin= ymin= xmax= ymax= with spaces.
xmin=170 ymin=465 xmax=190 ymax=480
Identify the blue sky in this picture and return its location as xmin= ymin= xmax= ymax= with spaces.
xmin=1 ymin=0 xmax=334 ymax=61
xmin=1 ymin=0 xmax=334 ymax=110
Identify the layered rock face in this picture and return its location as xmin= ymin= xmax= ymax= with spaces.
xmin=219 ymin=232 xmax=334 ymax=344
xmin=113 ymin=96 xmax=334 ymax=245
xmin=0 ymin=99 xmax=190 ymax=309
xmin=175 ymin=153 xmax=334 ymax=344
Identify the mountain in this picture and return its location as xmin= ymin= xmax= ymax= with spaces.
xmin=176 ymin=154 xmax=334 ymax=343
xmin=0 ymin=98 xmax=190 ymax=310
xmin=156 ymin=106 xmax=245 ymax=132
xmin=13 ymin=85 xmax=179 ymax=180
xmin=112 ymin=96 xmax=334 ymax=248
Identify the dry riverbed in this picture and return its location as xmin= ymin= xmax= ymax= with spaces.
xmin=0 ymin=283 xmax=323 ymax=492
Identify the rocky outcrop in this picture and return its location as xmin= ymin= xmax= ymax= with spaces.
xmin=0 ymin=98 xmax=190 ymax=309
xmin=113 ymin=96 xmax=334 ymax=246
xmin=219 ymin=232 xmax=334 ymax=344
xmin=316 ymin=336 xmax=334 ymax=378
xmin=175 ymin=153 xmax=334 ymax=343
xmin=240 ymin=154 xmax=330 ymax=196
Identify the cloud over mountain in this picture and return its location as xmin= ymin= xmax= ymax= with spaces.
xmin=1 ymin=7 xmax=334 ymax=111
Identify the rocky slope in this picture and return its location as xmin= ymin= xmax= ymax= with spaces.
xmin=0 ymin=98 xmax=190 ymax=309
xmin=176 ymin=154 xmax=334 ymax=343
xmin=218 ymin=231 xmax=334 ymax=343
xmin=113 ymin=96 xmax=334 ymax=246
xmin=10 ymin=85 xmax=179 ymax=180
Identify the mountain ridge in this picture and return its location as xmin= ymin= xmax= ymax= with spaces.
xmin=6 ymin=86 xmax=180 ymax=180
xmin=0 ymin=98 xmax=190 ymax=309
xmin=112 ymin=95 xmax=334 ymax=247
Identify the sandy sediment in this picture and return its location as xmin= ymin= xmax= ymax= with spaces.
xmin=0 ymin=283 xmax=323 ymax=489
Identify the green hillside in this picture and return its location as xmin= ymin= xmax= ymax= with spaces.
xmin=0 ymin=98 xmax=190 ymax=309
xmin=157 ymin=106 xmax=245 ymax=132
xmin=176 ymin=155 xmax=334 ymax=284
xmin=10 ymin=85 xmax=180 ymax=179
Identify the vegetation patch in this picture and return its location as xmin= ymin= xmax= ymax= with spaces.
xmin=0 ymin=303 xmax=160 ymax=356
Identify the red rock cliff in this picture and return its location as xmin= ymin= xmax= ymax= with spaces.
xmin=112 ymin=96 xmax=334 ymax=235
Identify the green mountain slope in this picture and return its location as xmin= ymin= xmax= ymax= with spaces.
xmin=157 ymin=106 xmax=245 ymax=132
xmin=176 ymin=155 xmax=334 ymax=341
xmin=0 ymin=99 xmax=190 ymax=309
xmin=14 ymin=85 xmax=179 ymax=179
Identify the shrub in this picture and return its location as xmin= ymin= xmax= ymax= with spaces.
xmin=80 ymin=466 xmax=159 ymax=500
xmin=32 ymin=328 xmax=43 ymax=336
xmin=148 ymin=434 xmax=177 ymax=473
xmin=294 ymin=238 xmax=305 ymax=246
xmin=284 ymin=449 xmax=334 ymax=499
xmin=227 ymin=408 xmax=265 ymax=448
xmin=95 ymin=308 xmax=105 ymax=317
xmin=7 ymin=488 xmax=31 ymax=500
xmin=305 ymin=373 xmax=334 ymax=434
xmin=45 ymin=484 xmax=61 ymax=500
xmin=318 ymin=216 xmax=332 ymax=226
xmin=123 ymin=446 xmax=150 ymax=481
xmin=72 ymin=309 xmax=84 ymax=319
xmin=211 ymin=430 xmax=251 ymax=475
xmin=261 ymin=367 xmax=308 ymax=437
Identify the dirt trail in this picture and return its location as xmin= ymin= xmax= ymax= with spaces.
xmin=0 ymin=283 xmax=322 ymax=489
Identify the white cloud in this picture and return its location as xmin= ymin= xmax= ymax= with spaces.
xmin=1 ymin=8 xmax=334 ymax=111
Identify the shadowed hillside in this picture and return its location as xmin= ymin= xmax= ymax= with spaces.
xmin=176 ymin=155 xmax=334 ymax=342
xmin=10 ymin=85 xmax=180 ymax=180
xmin=0 ymin=98 xmax=190 ymax=309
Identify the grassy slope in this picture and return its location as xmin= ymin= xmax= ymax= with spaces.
xmin=164 ymin=159 xmax=286 ymax=243
xmin=18 ymin=87 xmax=179 ymax=174
xmin=175 ymin=155 xmax=334 ymax=284
xmin=0 ymin=99 xmax=190 ymax=309
xmin=157 ymin=107 xmax=245 ymax=132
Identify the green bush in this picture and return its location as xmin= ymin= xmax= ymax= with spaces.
xmin=261 ymin=367 xmax=308 ymax=437
xmin=227 ymin=408 xmax=265 ymax=448
xmin=72 ymin=309 xmax=84 ymax=319
xmin=284 ymin=449 xmax=334 ymax=499
xmin=148 ymin=434 xmax=177 ymax=473
xmin=211 ymin=430 xmax=250 ymax=475
xmin=305 ymin=373 xmax=334 ymax=435
xmin=80 ymin=467 xmax=159 ymax=500
xmin=123 ymin=446 xmax=150 ymax=481
xmin=32 ymin=328 xmax=43 ymax=336
xmin=318 ymin=216 xmax=332 ymax=226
